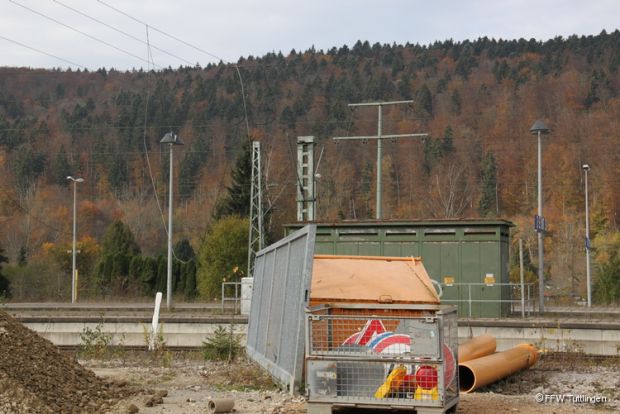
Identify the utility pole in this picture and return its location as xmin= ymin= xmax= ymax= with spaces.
xmin=333 ymin=100 xmax=427 ymax=220
xmin=296 ymin=136 xmax=316 ymax=222
xmin=519 ymin=238 xmax=525 ymax=318
xmin=160 ymin=132 xmax=183 ymax=310
xmin=67 ymin=176 xmax=84 ymax=304
xmin=248 ymin=141 xmax=263 ymax=278
xmin=530 ymin=120 xmax=550 ymax=313
xmin=582 ymin=164 xmax=592 ymax=307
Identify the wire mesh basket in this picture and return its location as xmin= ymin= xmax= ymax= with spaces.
xmin=305 ymin=303 xmax=459 ymax=413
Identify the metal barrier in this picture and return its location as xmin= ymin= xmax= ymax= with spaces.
xmin=439 ymin=282 xmax=536 ymax=318
xmin=221 ymin=282 xmax=241 ymax=313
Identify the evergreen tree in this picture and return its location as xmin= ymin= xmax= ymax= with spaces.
xmin=96 ymin=220 xmax=141 ymax=292
xmin=173 ymin=239 xmax=197 ymax=299
xmin=13 ymin=146 xmax=46 ymax=195
xmin=442 ymin=125 xmax=455 ymax=154
xmin=479 ymin=152 xmax=497 ymax=216
xmin=108 ymin=155 xmax=128 ymax=195
xmin=417 ymin=84 xmax=433 ymax=116
xmin=0 ymin=246 xmax=9 ymax=297
xmin=101 ymin=220 xmax=141 ymax=256
xmin=179 ymin=137 xmax=209 ymax=201
xmin=213 ymin=140 xmax=253 ymax=219
xmin=51 ymin=145 xmax=72 ymax=186
xmin=423 ymin=138 xmax=443 ymax=173
xmin=451 ymin=89 xmax=462 ymax=115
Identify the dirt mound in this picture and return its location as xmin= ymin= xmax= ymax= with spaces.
xmin=0 ymin=310 xmax=132 ymax=413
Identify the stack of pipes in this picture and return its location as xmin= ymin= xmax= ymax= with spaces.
xmin=457 ymin=334 xmax=539 ymax=393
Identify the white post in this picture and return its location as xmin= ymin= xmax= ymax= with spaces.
xmin=150 ymin=292 xmax=163 ymax=350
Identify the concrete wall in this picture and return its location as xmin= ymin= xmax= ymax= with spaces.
xmin=20 ymin=319 xmax=620 ymax=356
xmin=23 ymin=321 xmax=248 ymax=348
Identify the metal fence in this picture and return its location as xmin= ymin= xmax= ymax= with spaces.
xmin=246 ymin=225 xmax=316 ymax=393
xmin=440 ymin=282 xmax=536 ymax=318
xmin=221 ymin=282 xmax=241 ymax=313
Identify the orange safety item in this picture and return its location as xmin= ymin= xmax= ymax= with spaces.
xmin=415 ymin=365 xmax=438 ymax=390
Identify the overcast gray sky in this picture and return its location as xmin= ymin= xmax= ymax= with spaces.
xmin=2 ymin=0 xmax=619 ymax=70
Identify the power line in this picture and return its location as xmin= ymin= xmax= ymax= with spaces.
xmin=96 ymin=0 xmax=223 ymax=62
xmin=0 ymin=34 xmax=86 ymax=69
xmin=95 ymin=0 xmax=251 ymax=139
xmin=8 ymin=0 xmax=162 ymax=69
xmin=51 ymin=0 xmax=194 ymax=66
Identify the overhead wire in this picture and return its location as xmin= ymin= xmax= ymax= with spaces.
xmin=0 ymin=34 xmax=87 ymax=69
xmin=95 ymin=0 xmax=251 ymax=140
xmin=7 ymin=0 xmax=162 ymax=69
xmin=51 ymin=0 xmax=194 ymax=66
xmin=139 ymin=25 xmax=194 ymax=265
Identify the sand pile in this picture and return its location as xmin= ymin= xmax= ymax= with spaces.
xmin=0 ymin=310 xmax=131 ymax=413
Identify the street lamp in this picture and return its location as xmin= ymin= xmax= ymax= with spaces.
xmin=582 ymin=164 xmax=592 ymax=307
xmin=530 ymin=120 xmax=550 ymax=313
xmin=160 ymin=132 xmax=183 ymax=310
xmin=67 ymin=176 xmax=84 ymax=304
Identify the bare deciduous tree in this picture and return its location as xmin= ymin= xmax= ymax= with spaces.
xmin=425 ymin=161 xmax=471 ymax=218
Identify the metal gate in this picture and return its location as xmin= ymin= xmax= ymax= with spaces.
xmin=246 ymin=225 xmax=316 ymax=393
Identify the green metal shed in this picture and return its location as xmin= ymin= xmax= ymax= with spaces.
xmin=285 ymin=220 xmax=514 ymax=317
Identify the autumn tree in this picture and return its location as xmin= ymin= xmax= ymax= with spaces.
xmin=592 ymin=230 xmax=620 ymax=304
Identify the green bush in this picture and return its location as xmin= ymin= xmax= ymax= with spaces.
xmin=196 ymin=216 xmax=248 ymax=299
xmin=202 ymin=325 xmax=241 ymax=362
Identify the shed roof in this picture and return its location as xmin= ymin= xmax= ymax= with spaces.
xmin=310 ymin=255 xmax=440 ymax=304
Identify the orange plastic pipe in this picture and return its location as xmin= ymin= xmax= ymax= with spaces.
xmin=458 ymin=344 xmax=539 ymax=393
xmin=458 ymin=334 xmax=496 ymax=363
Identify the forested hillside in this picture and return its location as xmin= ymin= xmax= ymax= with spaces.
xmin=1 ymin=31 xmax=619 ymax=302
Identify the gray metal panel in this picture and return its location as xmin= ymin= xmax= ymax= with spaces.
xmin=246 ymin=225 xmax=316 ymax=393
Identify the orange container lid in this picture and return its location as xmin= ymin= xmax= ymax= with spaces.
xmin=310 ymin=255 xmax=440 ymax=304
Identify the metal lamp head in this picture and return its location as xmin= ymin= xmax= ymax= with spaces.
xmin=67 ymin=176 xmax=84 ymax=183
xmin=582 ymin=164 xmax=591 ymax=171
xmin=530 ymin=120 xmax=550 ymax=135
xmin=160 ymin=132 xmax=184 ymax=145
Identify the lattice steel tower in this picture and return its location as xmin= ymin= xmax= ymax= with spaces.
xmin=247 ymin=141 xmax=264 ymax=277
xmin=296 ymin=136 xmax=316 ymax=221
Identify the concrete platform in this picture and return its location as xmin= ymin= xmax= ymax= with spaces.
xmin=2 ymin=303 xmax=620 ymax=355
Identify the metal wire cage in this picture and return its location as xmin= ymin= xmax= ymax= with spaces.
xmin=305 ymin=303 xmax=459 ymax=414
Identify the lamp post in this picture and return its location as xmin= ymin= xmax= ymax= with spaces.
xmin=530 ymin=120 xmax=550 ymax=313
xmin=582 ymin=164 xmax=592 ymax=307
xmin=66 ymin=176 xmax=84 ymax=304
xmin=160 ymin=132 xmax=183 ymax=310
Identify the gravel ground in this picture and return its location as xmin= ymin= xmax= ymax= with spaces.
xmin=81 ymin=351 xmax=619 ymax=414
xmin=2 ymin=309 xmax=617 ymax=413
xmin=0 ymin=311 xmax=133 ymax=414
